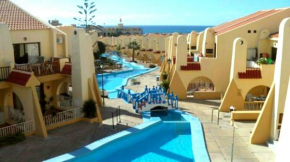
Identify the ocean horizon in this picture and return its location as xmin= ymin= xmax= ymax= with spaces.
xmin=103 ymin=25 xmax=213 ymax=34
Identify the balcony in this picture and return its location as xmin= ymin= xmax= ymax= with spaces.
xmin=15 ymin=62 xmax=60 ymax=77
xmin=238 ymin=69 xmax=262 ymax=79
xmin=181 ymin=63 xmax=201 ymax=71
xmin=0 ymin=66 xmax=10 ymax=81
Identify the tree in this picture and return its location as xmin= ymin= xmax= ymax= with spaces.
xmin=73 ymin=0 xmax=97 ymax=31
xmin=128 ymin=41 xmax=140 ymax=62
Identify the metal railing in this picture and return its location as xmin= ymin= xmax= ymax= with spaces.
xmin=58 ymin=95 xmax=74 ymax=109
xmin=15 ymin=62 xmax=60 ymax=77
xmin=0 ymin=66 xmax=10 ymax=81
xmin=111 ymin=106 xmax=121 ymax=130
xmin=0 ymin=120 xmax=35 ymax=138
xmin=43 ymin=107 xmax=83 ymax=126
xmin=244 ymin=101 xmax=264 ymax=110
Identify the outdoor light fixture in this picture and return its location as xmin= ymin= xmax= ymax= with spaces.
xmin=167 ymin=58 xmax=172 ymax=64
xmin=23 ymin=37 xmax=27 ymax=41
xmin=230 ymin=106 xmax=235 ymax=112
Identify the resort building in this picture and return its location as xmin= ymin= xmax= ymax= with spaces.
xmin=100 ymin=19 xmax=143 ymax=37
xmin=0 ymin=0 xmax=102 ymax=138
xmin=162 ymin=8 xmax=290 ymax=99
xmin=248 ymin=17 xmax=290 ymax=151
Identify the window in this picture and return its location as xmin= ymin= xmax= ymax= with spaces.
xmin=248 ymin=30 xmax=251 ymax=33
xmin=254 ymin=30 xmax=257 ymax=33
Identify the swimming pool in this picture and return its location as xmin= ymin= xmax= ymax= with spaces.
xmin=46 ymin=110 xmax=210 ymax=162
xmin=97 ymin=55 xmax=157 ymax=98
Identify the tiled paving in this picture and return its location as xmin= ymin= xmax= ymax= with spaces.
xmin=0 ymin=66 xmax=275 ymax=162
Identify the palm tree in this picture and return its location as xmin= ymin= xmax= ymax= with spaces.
xmin=73 ymin=0 xmax=97 ymax=31
xmin=128 ymin=41 xmax=140 ymax=62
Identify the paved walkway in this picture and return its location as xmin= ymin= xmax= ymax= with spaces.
xmin=0 ymin=66 xmax=275 ymax=162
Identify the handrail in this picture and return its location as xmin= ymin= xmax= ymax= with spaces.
xmin=0 ymin=66 xmax=10 ymax=81
xmin=0 ymin=120 xmax=35 ymax=138
xmin=43 ymin=107 xmax=83 ymax=126
xmin=14 ymin=62 xmax=60 ymax=77
xmin=244 ymin=101 xmax=265 ymax=110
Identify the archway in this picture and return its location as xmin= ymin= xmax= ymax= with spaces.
xmin=4 ymin=92 xmax=25 ymax=124
xmin=57 ymin=81 xmax=73 ymax=109
xmin=244 ymin=85 xmax=270 ymax=110
xmin=187 ymin=77 xmax=215 ymax=98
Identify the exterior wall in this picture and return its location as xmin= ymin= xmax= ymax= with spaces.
xmin=189 ymin=31 xmax=197 ymax=49
xmin=276 ymin=77 xmax=290 ymax=162
xmin=0 ymin=23 xmax=14 ymax=68
xmin=271 ymin=17 xmax=290 ymax=140
xmin=10 ymin=29 xmax=67 ymax=60
xmin=202 ymin=28 xmax=215 ymax=56
xmin=57 ymin=26 xmax=75 ymax=56
xmin=71 ymin=29 xmax=96 ymax=106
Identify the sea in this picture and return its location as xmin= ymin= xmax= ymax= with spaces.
xmin=104 ymin=25 xmax=212 ymax=34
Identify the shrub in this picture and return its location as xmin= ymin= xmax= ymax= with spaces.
xmin=162 ymin=72 xmax=168 ymax=80
xmin=161 ymin=80 xmax=170 ymax=92
xmin=257 ymin=58 xmax=268 ymax=64
xmin=83 ymin=99 xmax=97 ymax=118
xmin=149 ymin=64 xmax=156 ymax=68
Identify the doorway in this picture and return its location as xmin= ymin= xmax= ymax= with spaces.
xmin=13 ymin=43 xmax=41 ymax=64
xmin=271 ymin=47 xmax=277 ymax=62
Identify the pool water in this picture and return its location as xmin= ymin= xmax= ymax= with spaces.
xmin=97 ymin=56 xmax=157 ymax=98
xmin=70 ymin=122 xmax=194 ymax=162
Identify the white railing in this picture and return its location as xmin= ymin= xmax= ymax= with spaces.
xmin=0 ymin=120 xmax=35 ymax=138
xmin=58 ymin=95 xmax=75 ymax=109
xmin=244 ymin=101 xmax=264 ymax=110
xmin=8 ymin=107 xmax=25 ymax=123
xmin=43 ymin=107 xmax=83 ymax=126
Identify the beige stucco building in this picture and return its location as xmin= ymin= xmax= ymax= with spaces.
xmin=0 ymin=0 xmax=102 ymax=138
xmin=161 ymin=8 xmax=290 ymax=100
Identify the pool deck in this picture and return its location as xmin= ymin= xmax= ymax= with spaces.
xmin=0 ymin=64 xmax=275 ymax=162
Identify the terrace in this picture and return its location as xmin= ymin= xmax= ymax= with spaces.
xmin=14 ymin=62 xmax=61 ymax=77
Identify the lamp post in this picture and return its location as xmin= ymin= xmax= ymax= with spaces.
xmin=100 ymin=63 xmax=105 ymax=105
xmin=230 ymin=106 xmax=236 ymax=162
xmin=167 ymin=58 xmax=172 ymax=93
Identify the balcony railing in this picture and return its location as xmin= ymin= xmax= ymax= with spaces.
xmin=0 ymin=120 xmax=35 ymax=138
xmin=181 ymin=63 xmax=201 ymax=71
xmin=0 ymin=66 xmax=10 ymax=81
xmin=15 ymin=62 xmax=60 ymax=77
xmin=244 ymin=101 xmax=264 ymax=110
xmin=238 ymin=69 xmax=262 ymax=79
xmin=43 ymin=107 xmax=83 ymax=126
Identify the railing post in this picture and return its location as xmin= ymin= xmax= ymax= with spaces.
xmin=111 ymin=112 xmax=115 ymax=130
xmin=118 ymin=106 xmax=121 ymax=123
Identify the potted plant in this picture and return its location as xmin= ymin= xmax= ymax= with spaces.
xmin=162 ymin=72 xmax=168 ymax=80
xmin=83 ymin=99 xmax=97 ymax=118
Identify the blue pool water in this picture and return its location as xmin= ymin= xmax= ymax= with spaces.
xmin=97 ymin=55 xmax=157 ymax=98
xmin=71 ymin=122 xmax=194 ymax=162
xmin=45 ymin=110 xmax=210 ymax=162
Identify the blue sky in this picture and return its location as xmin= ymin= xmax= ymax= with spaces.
xmin=11 ymin=0 xmax=290 ymax=26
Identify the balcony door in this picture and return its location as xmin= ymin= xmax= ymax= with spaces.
xmin=13 ymin=43 xmax=41 ymax=64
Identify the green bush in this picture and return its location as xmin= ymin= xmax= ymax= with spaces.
xmin=162 ymin=72 xmax=168 ymax=80
xmin=257 ymin=58 xmax=268 ymax=64
xmin=161 ymin=80 xmax=170 ymax=92
xmin=83 ymin=99 xmax=97 ymax=118
xmin=149 ymin=64 xmax=156 ymax=68
xmin=0 ymin=132 xmax=26 ymax=147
